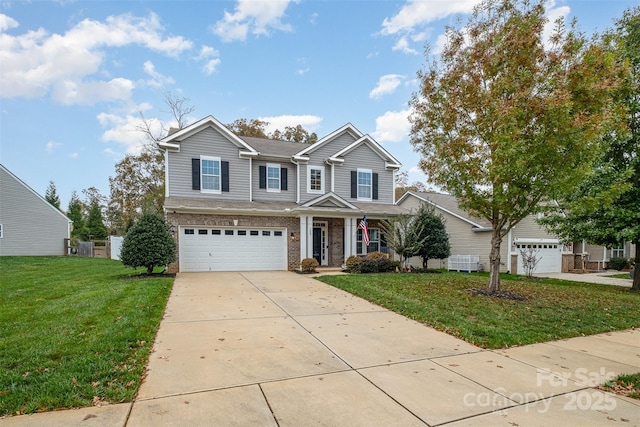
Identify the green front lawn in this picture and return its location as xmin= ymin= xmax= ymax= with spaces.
xmin=0 ymin=257 xmax=174 ymax=416
xmin=317 ymin=272 xmax=639 ymax=349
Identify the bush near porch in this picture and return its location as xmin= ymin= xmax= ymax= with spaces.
xmin=317 ymin=271 xmax=640 ymax=349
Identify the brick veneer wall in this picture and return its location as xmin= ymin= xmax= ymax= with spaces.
xmin=166 ymin=213 xmax=300 ymax=272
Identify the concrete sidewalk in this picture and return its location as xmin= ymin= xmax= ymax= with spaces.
xmin=535 ymin=271 xmax=634 ymax=287
xmin=2 ymin=271 xmax=639 ymax=426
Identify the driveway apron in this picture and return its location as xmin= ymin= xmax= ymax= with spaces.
xmin=124 ymin=271 xmax=639 ymax=426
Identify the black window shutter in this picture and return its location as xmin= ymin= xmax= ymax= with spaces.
xmin=259 ymin=165 xmax=266 ymax=189
xmin=350 ymin=171 xmax=357 ymax=198
xmin=281 ymin=167 xmax=288 ymax=191
xmin=221 ymin=161 xmax=229 ymax=192
xmin=372 ymin=173 xmax=378 ymax=200
xmin=192 ymin=158 xmax=200 ymax=190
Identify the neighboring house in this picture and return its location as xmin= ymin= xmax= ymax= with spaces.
xmin=397 ymin=191 xmax=566 ymax=274
xmin=0 ymin=164 xmax=71 ymax=256
xmin=572 ymin=240 xmax=636 ymax=271
xmin=159 ymin=115 xmax=404 ymax=272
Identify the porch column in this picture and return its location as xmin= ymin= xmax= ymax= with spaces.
xmin=299 ymin=216 xmax=308 ymax=260
xmin=347 ymin=217 xmax=357 ymax=257
xmin=344 ymin=217 xmax=352 ymax=257
xmin=306 ymin=216 xmax=314 ymax=261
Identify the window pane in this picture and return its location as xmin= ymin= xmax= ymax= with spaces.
xmin=358 ymin=171 xmax=372 ymax=198
xmin=202 ymin=159 xmax=220 ymax=191
xmin=310 ymin=168 xmax=322 ymax=191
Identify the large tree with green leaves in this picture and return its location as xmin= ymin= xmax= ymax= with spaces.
xmin=120 ymin=211 xmax=176 ymax=275
xmin=409 ymin=0 xmax=625 ymax=292
xmin=540 ymin=7 xmax=640 ymax=291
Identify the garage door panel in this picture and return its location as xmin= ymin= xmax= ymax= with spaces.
xmin=180 ymin=227 xmax=287 ymax=272
xmin=516 ymin=240 xmax=562 ymax=274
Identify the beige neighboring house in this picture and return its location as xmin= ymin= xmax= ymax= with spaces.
xmin=572 ymin=240 xmax=636 ymax=271
xmin=396 ymin=191 xmax=566 ymax=274
xmin=0 ymin=164 xmax=71 ymax=256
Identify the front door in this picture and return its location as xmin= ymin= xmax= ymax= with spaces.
xmin=312 ymin=221 xmax=328 ymax=266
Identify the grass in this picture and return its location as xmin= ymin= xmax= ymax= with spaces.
xmin=317 ymin=271 xmax=640 ymax=349
xmin=0 ymin=257 xmax=174 ymax=416
xmin=600 ymin=373 xmax=640 ymax=399
xmin=602 ymin=273 xmax=632 ymax=279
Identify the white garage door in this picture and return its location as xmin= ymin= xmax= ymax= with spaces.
xmin=515 ymin=239 xmax=562 ymax=274
xmin=180 ymin=227 xmax=287 ymax=272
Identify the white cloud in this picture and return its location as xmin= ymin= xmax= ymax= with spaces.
xmin=51 ymin=78 xmax=134 ymax=105
xmin=212 ymin=0 xmax=299 ymax=42
xmin=196 ymin=45 xmax=221 ymax=75
xmin=45 ymin=140 xmax=62 ymax=153
xmin=371 ymin=109 xmax=411 ymax=143
xmin=380 ymin=0 xmax=481 ymax=55
xmin=0 ymin=13 xmax=18 ymax=31
xmin=543 ymin=0 xmax=570 ymax=47
xmin=143 ymin=61 xmax=175 ymax=88
xmin=295 ymin=57 xmax=309 ymax=75
xmin=369 ymin=74 xmax=405 ymax=99
xmin=203 ymin=58 xmax=222 ymax=75
xmin=392 ymin=37 xmax=418 ymax=55
xmin=69 ymin=152 xmax=79 ymax=159
xmin=381 ymin=0 xmax=480 ymax=35
xmin=258 ymin=114 xmax=323 ymax=134
xmin=0 ymin=13 xmax=192 ymax=103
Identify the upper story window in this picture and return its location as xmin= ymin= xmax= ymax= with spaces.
xmin=267 ymin=163 xmax=280 ymax=192
xmin=192 ymin=156 xmax=229 ymax=194
xmin=611 ymin=245 xmax=625 ymax=259
xmin=308 ymin=165 xmax=324 ymax=193
xmin=201 ymin=156 xmax=221 ymax=193
xmin=357 ymin=169 xmax=372 ymax=200
xmin=259 ymin=164 xmax=288 ymax=192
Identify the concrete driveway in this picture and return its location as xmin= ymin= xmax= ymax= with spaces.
xmin=3 ymin=271 xmax=639 ymax=426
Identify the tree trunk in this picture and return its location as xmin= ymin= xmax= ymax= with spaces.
xmin=146 ymin=265 xmax=154 ymax=275
xmin=488 ymin=228 xmax=503 ymax=293
xmin=632 ymin=241 xmax=639 ymax=292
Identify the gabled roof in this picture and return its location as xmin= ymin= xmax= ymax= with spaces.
xmin=239 ymin=136 xmax=305 ymax=158
xmin=329 ymin=135 xmax=401 ymax=169
xmin=0 ymin=164 xmax=71 ymax=223
xmin=158 ymin=115 xmax=258 ymax=155
xmin=397 ymin=190 xmax=491 ymax=229
xmin=301 ymin=192 xmax=359 ymax=210
xmin=294 ymin=123 xmax=364 ymax=158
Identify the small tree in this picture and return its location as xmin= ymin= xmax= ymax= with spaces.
xmin=45 ymin=181 xmax=61 ymax=210
xmin=380 ymin=213 xmax=427 ymax=270
xmin=519 ymin=247 xmax=541 ymax=278
xmin=413 ymin=204 xmax=451 ymax=268
xmin=67 ymin=191 xmax=86 ymax=240
xmin=85 ymin=200 xmax=108 ymax=240
xmin=120 ymin=212 xmax=176 ymax=275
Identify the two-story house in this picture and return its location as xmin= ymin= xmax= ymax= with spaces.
xmin=159 ymin=115 xmax=404 ymax=272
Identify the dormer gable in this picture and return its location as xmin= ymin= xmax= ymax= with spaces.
xmin=329 ymin=135 xmax=401 ymax=170
xmin=158 ymin=115 xmax=258 ymax=157
xmin=301 ymin=192 xmax=359 ymax=210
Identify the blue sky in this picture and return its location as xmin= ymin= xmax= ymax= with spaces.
xmin=0 ymin=0 xmax=634 ymax=208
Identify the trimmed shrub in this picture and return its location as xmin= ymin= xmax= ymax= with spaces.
xmin=345 ymin=255 xmax=362 ymax=273
xmin=609 ymin=257 xmax=630 ymax=271
xmin=366 ymin=251 xmax=391 ymax=272
xmin=301 ymin=257 xmax=319 ymax=273
xmin=120 ymin=211 xmax=176 ymax=275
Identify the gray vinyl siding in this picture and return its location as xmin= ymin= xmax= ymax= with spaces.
xmin=399 ymin=196 xmax=508 ymax=272
xmin=0 ymin=167 xmax=70 ymax=256
xmin=576 ymin=241 xmax=635 ymax=262
xmin=252 ymin=160 xmax=297 ymax=202
xmin=167 ymin=127 xmax=250 ymax=200
xmin=299 ymin=133 xmax=357 ymax=203
xmin=510 ymin=215 xmax=559 ymax=252
xmin=336 ymin=145 xmax=394 ymax=204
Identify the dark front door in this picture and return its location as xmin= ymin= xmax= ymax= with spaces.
xmin=312 ymin=227 xmax=322 ymax=264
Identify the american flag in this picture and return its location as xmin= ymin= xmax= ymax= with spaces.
xmin=358 ymin=216 xmax=370 ymax=246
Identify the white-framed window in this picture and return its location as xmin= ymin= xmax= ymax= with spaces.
xmin=356 ymin=227 xmax=380 ymax=254
xmin=201 ymin=156 xmax=221 ymax=193
xmin=0 ymin=223 xmax=3 ymax=238
xmin=307 ymin=165 xmax=324 ymax=193
xmin=611 ymin=245 xmax=625 ymax=258
xmin=267 ymin=163 xmax=280 ymax=192
xmin=357 ymin=168 xmax=372 ymax=201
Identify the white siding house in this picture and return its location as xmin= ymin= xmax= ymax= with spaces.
xmin=0 ymin=164 xmax=71 ymax=256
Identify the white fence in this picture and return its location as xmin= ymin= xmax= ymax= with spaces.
xmin=110 ymin=236 xmax=124 ymax=260
xmin=448 ymin=255 xmax=481 ymax=272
